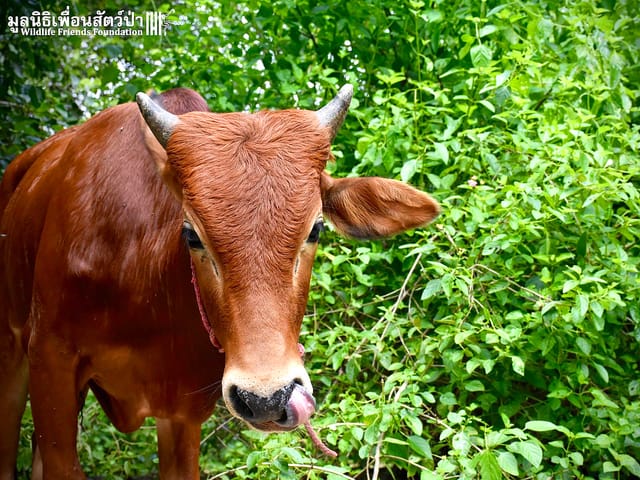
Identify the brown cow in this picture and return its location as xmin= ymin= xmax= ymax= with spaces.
xmin=0 ymin=85 xmax=439 ymax=479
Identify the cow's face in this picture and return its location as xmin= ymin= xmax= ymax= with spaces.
xmin=168 ymin=108 xmax=329 ymax=432
xmin=137 ymin=87 xmax=440 ymax=432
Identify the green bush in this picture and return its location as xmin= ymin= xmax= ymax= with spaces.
xmin=4 ymin=0 xmax=639 ymax=478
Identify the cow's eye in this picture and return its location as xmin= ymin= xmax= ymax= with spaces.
xmin=182 ymin=221 xmax=204 ymax=249
xmin=307 ymin=219 xmax=324 ymax=243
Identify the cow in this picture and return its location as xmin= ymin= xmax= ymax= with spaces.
xmin=0 ymin=85 xmax=439 ymax=479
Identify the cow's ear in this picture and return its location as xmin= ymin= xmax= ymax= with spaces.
xmin=321 ymin=172 xmax=440 ymax=239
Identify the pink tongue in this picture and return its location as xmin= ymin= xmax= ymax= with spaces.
xmin=304 ymin=421 xmax=338 ymax=457
xmin=290 ymin=347 xmax=338 ymax=457
xmin=288 ymin=384 xmax=316 ymax=424
xmin=289 ymin=385 xmax=338 ymax=458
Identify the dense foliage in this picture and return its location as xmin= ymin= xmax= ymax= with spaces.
xmin=2 ymin=0 xmax=639 ymax=478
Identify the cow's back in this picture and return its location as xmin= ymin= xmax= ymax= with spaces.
xmin=1 ymin=88 xmax=207 ymax=331
xmin=1 ymin=124 xmax=78 ymax=323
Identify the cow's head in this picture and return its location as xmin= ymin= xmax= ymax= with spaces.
xmin=136 ymin=86 xmax=439 ymax=432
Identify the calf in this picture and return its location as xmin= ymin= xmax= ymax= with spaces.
xmin=0 ymin=85 xmax=439 ymax=479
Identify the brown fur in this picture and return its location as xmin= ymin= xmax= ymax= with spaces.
xmin=169 ymin=110 xmax=330 ymax=286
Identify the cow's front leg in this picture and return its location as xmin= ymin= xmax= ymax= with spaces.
xmin=156 ymin=418 xmax=202 ymax=480
xmin=28 ymin=339 xmax=85 ymax=480
xmin=0 ymin=320 xmax=28 ymax=480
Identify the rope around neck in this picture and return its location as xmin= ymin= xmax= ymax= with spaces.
xmin=190 ymin=257 xmax=224 ymax=353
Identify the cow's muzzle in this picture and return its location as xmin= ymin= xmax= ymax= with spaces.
xmin=228 ymin=381 xmax=316 ymax=431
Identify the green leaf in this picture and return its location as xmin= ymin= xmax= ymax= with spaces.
xmin=400 ymin=159 xmax=418 ymax=183
xmin=603 ymin=461 xmax=620 ymax=473
xmin=479 ymin=25 xmax=498 ymax=38
xmin=511 ymin=356 xmax=525 ymax=376
xmin=576 ymin=337 xmax=591 ymax=355
xmin=421 ymin=279 xmax=442 ymax=300
xmin=404 ymin=414 xmax=423 ymax=436
xmin=26 ymin=85 xmax=44 ymax=108
xmin=486 ymin=431 xmax=511 ymax=448
xmin=408 ymin=435 xmax=433 ymax=460
xmin=479 ymin=99 xmax=495 ymax=112
xmin=525 ymin=420 xmax=560 ymax=432
xmin=582 ymin=192 xmax=603 ymax=208
xmin=421 ymin=471 xmax=441 ymax=480
xmin=507 ymin=441 xmax=543 ymax=467
xmin=326 ymin=467 xmax=351 ymax=480
xmin=592 ymin=314 xmax=606 ymax=332
xmin=427 ymin=173 xmax=441 ymax=189
xmin=576 ymin=294 xmax=589 ymax=318
xmin=281 ymin=447 xmax=305 ymax=463
xmin=246 ymin=451 xmax=261 ymax=470
xmin=376 ymin=69 xmax=405 ymax=85
xmin=619 ymin=454 xmax=640 ymax=477
xmin=422 ymin=9 xmax=443 ymax=23
xmin=447 ymin=411 xmax=465 ymax=424
xmin=452 ymin=431 xmax=471 ymax=455
xmin=563 ymin=279 xmax=580 ymax=293
xmin=590 ymin=300 xmax=604 ymax=318
xmin=477 ymin=451 xmax=502 ymax=480
xmin=470 ymin=44 xmax=492 ymax=67
xmin=593 ymin=363 xmax=609 ymax=383
xmin=569 ymin=452 xmax=584 ymax=466
xmin=591 ymin=389 xmax=619 ymax=409
xmin=101 ymin=64 xmax=120 ymax=84
xmin=497 ymin=451 xmax=519 ymax=476
xmin=464 ymin=380 xmax=485 ymax=392
xmin=524 ymin=420 xmax=571 ymax=436
xmin=496 ymin=70 xmax=511 ymax=87
xmin=431 ymin=142 xmax=449 ymax=164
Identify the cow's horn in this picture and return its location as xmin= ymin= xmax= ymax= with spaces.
xmin=136 ymin=92 xmax=179 ymax=148
xmin=316 ymin=84 xmax=353 ymax=141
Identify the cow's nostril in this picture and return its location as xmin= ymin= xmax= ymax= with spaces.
xmin=228 ymin=385 xmax=256 ymax=420
xmin=277 ymin=410 xmax=289 ymax=424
